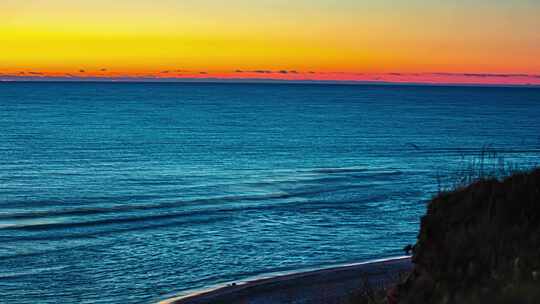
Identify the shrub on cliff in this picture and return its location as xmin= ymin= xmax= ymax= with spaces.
xmin=397 ymin=168 xmax=540 ymax=304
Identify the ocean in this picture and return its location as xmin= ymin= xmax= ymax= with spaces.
xmin=1 ymin=82 xmax=539 ymax=303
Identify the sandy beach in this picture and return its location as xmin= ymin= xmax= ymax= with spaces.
xmin=160 ymin=256 xmax=412 ymax=304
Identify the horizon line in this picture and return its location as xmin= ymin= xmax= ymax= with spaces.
xmin=2 ymin=70 xmax=540 ymax=87
xmin=1 ymin=77 xmax=540 ymax=89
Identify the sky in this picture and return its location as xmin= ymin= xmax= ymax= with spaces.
xmin=1 ymin=0 xmax=540 ymax=85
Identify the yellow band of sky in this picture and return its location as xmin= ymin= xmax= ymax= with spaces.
xmin=1 ymin=0 xmax=539 ymax=80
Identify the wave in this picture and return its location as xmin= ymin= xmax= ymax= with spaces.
xmin=0 ymin=169 xmax=404 ymax=221
xmin=402 ymin=147 xmax=540 ymax=155
xmin=1 ymin=186 xmax=380 ymax=231
xmin=0 ymin=265 xmax=68 ymax=279
xmin=0 ymin=214 xmax=229 ymax=247
xmin=0 ymin=194 xmax=165 ymax=209
xmin=310 ymin=167 xmax=368 ymax=174
xmin=0 ymin=194 xmax=389 ymax=247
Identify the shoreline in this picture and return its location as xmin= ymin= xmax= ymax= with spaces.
xmin=159 ymin=256 xmax=412 ymax=304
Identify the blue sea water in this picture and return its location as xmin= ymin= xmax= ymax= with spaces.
xmin=1 ymin=82 xmax=539 ymax=303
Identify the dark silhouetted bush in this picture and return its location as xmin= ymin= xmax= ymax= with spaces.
xmin=396 ymin=168 xmax=540 ymax=304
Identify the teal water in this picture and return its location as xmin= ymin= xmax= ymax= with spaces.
xmin=1 ymin=82 xmax=539 ymax=303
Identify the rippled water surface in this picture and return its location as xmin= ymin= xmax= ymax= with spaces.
xmin=1 ymin=83 xmax=539 ymax=303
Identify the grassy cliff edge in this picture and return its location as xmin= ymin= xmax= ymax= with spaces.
xmin=395 ymin=168 xmax=540 ymax=304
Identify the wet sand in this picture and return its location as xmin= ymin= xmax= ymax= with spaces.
xmin=160 ymin=256 xmax=411 ymax=304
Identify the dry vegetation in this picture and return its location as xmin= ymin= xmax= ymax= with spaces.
xmin=346 ymin=154 xmax=540 ymax=304
xmin=397 ymin=168 xmax=540 ymax=304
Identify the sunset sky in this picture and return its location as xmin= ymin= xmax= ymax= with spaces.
xmin=1 ymin=0 xmax=540 ymax=84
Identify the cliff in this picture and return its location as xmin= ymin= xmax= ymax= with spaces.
xmin=396 ymin=168 xmax=540 ymax=304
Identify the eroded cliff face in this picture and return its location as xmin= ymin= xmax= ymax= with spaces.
xmin=397 ymin=169 xmax=540 ymax=304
